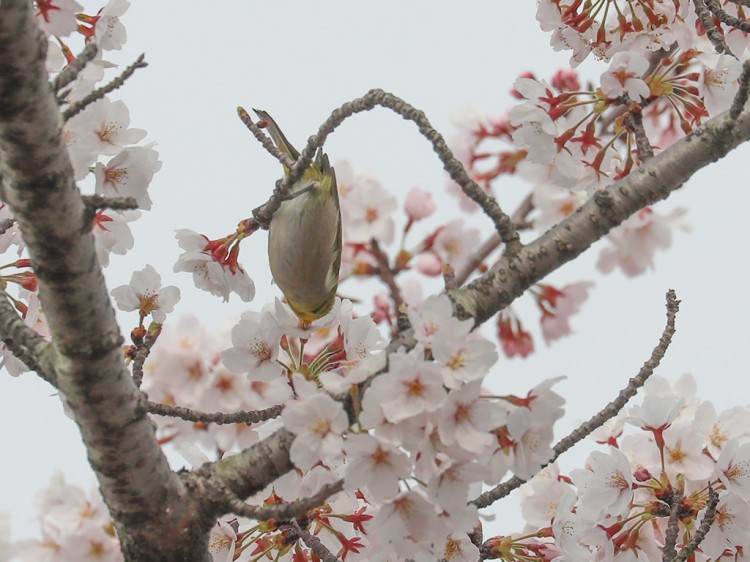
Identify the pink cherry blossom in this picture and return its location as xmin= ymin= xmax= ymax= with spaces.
xmin=404 ymin=187 xmax=436 ymax=221
xmin=597 ymin=206 xmax=690 ymax=277
xmin=94 ymin=145 xmax=161 ymax=210
xmin=378 ymin=347 xmax=447 ymax=423
xmin=432 ymin=219 xmax=480 ymax=274
xmin=220 ymin=310 xmax=282 ymax=381
xmin=110 ymin=264 xmax=180 ymax=324
xmin=570 ymin=448 xmax=634 ymax=520
xmin=92 ymin=210 xmax=139 ymax=267
xmin=437 ymin=381 xmax=504 ymax=454
xmin=407 ymin=294 xmax=472 ymax=349
xmin=282 ymin=393 xmax=348 ymax=470
xmin=35 ymin=0 xmax=83 ymax=37
xmin=338 ymin=164 xmax=397 ymax=245
xmin=600 ymin=52 xmax=650 ymax=101
xmin=173 ymin=229 xmax=255 ymax=303
xmin=716 ymin=440 xmax=750 ymax=500
xmin=94 ymin=0 xmax=130 ymax=51
xmin=536 ymin=281 xmax=594 ymax=344
xmin=699 ymin=492 xmax=750 ymax=560
xmin=344 ymin=433 xmax=411 ymax=502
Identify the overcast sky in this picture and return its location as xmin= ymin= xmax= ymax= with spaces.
xmin=2 ymin=0 xmax=750 ymax=542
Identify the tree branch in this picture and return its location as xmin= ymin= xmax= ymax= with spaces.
xmin=247 ymin=90 xmax=522 ymax=256
xmin=146 ymin=400 xmax=283 ymax=425
xmin=52 ymin=42 xmax=98 ymax=92
xmin=0 ymin=3 xmax=210 ymax=560
xmin=0 ymin=294 xmax=57 ymax=386
xmin=672 ymin=485 xmax=719 ymax=562
xmin=450 ymin=106 xmax=750 ymax=326
xmin=218 ymin=480 xmax=343 ymax=522
xmin=62 ymin=53 xmax=147 ymax=121
xmin=473 ymin=290 xmax=679 ymax=508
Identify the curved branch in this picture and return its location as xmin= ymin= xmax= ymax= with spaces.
xmin=247 ymin=89 xmax=522 ymax=256
xmin=473 ymin=290 xmax=680 ymax=508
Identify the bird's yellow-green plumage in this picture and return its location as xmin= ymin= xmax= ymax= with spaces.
xmin=255 ymin=109 xmax=342 ymax=324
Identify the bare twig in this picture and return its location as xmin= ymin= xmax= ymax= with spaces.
xmin=130 ymin=332 xmax=158 ymax=388
xmin=472 ymin=290 xmax=680 ymax=508
xmin=672 ymin=485 xmax=719 ymax=562
xmin=692 ymin=0 xmax=731 ymax=54
xmin=662 ymin=490 xmax=682 ymax=561
xmin=442 ymin=263 xmax=457 ymax=291
xmin=237 ymin=107 xmax=296 ymax=169
xmin=454 ymin=193 xmax=534 ymax=286
xmin=63 ymin=54 xmax=147 ymax=121
xmin=290 ymin=520 xmax=341 ymax=562
xmin=146 ymin=401 xmax=283 ymax=425
xmin=52 ymin=43 xmax=98 ymax=92
xmin=706 ymin=0 xmax=750 ymax=33
xmin=627 ymin=109 xmax=654 ymax=161
xmin=370 ymin=238 xmax=404 ymax=312
xmin=247 ymin=90 xmax=521 ymax=256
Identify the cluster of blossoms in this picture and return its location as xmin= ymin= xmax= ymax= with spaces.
xmin=0 ymin=0 xmax=161 ymax=376
xmin=490 ymin=374 xmax=750 ymax=560
xmin=142 ymin=295 xmax=566 ymax=561
xmin=8 ymin=0 xmax=750 ymax=561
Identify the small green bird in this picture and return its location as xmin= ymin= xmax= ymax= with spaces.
xmin=255 ymin=109 xmax=342 ymax=324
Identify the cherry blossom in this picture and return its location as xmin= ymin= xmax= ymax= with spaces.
xmin=377 ymin=346 xmax=447 ymax=423
xmin=407 ymin=294 xmax=472 ymax=349
xmin=93 ymin=0 xmax=130 ymax=51
xmin=69 ymin=98 xmax=146 ymax=157
xmin=110 ymin=264 xmax=179 ymax=324
xmin=220 ymin=309 xmax=282 ymax=381
xmin=94 ymin=145 xmax=161 ymax=210
xmin=35 ymin=0 xmax=83 ymax=37
xmin=338 ymin=165 xmax=397 ymax=245
xmin=173 ymin=229 xmax=255 ymax=302
xmin=344 ymin=433 xmax=411 ymax=502
xmin=432 ymin=329 xmax=498 ymax=388
xmin=600 ymin=52 xmax=650 ymax=101
xmin=281 ymin=392 xmax=348 ymax=470
xmin=437 ymin=381 xmax=504 ymax=454
xmin=92 ymin=210 xmax=139 ymax=267
xmin=598 ymin=206 xmax=690 ymax=277
xmin=699 ymin=493 xmax=750 ymax=560
xmin=531 ymin=183 xmax=587 ymax=233
xmin=695 ymin=402 xmax=750 ymax=458
xmin=569 ymin=448 xmax=634 ymax=520
xmin=535 ymin=281 xmax=593 ymax=344
xmin=715 ymin=440 xmax=750 ymax=500
xmin=367 ymin=490 xmax=443 ymax=560
xmin=432 ymin=219 xmax=481 ymax=273
xmin=518 ymin=466 xmax=569 ymax=528
xmin=404 ymin=187 xmax=436 ymax=221
xmin=441 ymin=534 xmax=480 ymax=562
xmin=207 ymin=519 xmax=238 ymax=562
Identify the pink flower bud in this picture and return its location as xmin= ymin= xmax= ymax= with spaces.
xmin=404 ymin=187 xmax=435 ymax=221
xmin=416 ymin=253 xmax=442 ymax=276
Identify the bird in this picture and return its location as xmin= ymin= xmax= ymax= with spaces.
xmin=255 ymin=109 xmax=342 ymax=324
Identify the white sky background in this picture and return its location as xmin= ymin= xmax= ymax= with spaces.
xmin=2 ymin=0 xmax=750 ymax=543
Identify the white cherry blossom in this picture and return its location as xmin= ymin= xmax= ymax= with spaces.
xmin=110 ymin=264 xmax=179 ymax=323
